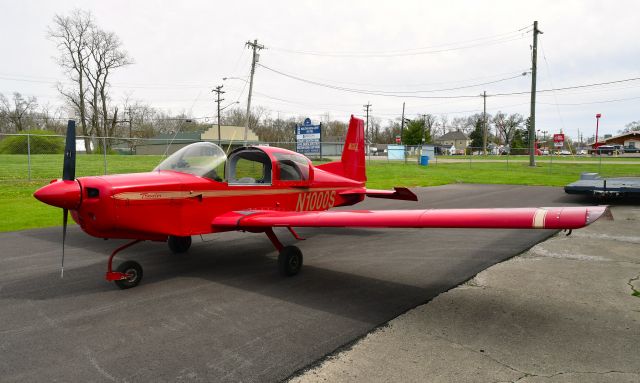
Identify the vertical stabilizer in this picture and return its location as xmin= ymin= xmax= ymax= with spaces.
xmin=341 ymin=115 xmax=366 ymax=182
xmin=316 ymin=115 xmax=367 ymax=182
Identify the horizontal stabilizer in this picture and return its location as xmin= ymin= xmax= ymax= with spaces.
xmin=338 ymin=187 xmax=418 ymax=201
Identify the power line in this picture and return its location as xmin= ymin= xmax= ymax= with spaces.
xmin=492 ymin=76 xmax=640 ymax=97
xmin=258 ymin=64 xmax=528 ymax=94
xmin=269 ymin=25 xmax=532 ymax=58
xmin=258 ymin=64 xmax=487 ymax=99
xmin=537 ymin=95 xmax=640 ymax=106
xmin=258 ymin=63 xmax=640 ymax=99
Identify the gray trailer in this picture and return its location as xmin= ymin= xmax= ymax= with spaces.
xmin=565 ymin=173 xmax=640 ymax=197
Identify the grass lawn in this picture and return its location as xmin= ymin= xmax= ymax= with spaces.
xmin=406 ymin=154 xmax=640 ymax=162
xmin=1 ymin=154 xmax=639 ymax=232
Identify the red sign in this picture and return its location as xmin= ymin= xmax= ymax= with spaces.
xmin=395 ymin=136 xmax=401 ymax=144
xmin=553 ymin=134 xmax=565 ymax=148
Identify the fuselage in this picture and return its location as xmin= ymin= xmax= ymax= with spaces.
xmin=39 ymin=158 xmax=365 ymax=241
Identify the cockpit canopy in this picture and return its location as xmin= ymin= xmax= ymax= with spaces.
xmin=154 ymin=142 xmax=312 ymax=185
xmin=154 ymin=142 xmax=226 ymax=181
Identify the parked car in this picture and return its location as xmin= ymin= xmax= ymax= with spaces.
xmin=613 ymin=144 xmax=625 ymax=154
xmin=591 ymin=145 xmax=615 ymax=155
xmin=624 ymin=146 xmax=640 ymax=153
xmin=577 ymin=149 xmax=588 ymax=155
xmin=559 ymin=150 xmax=572 ymax=155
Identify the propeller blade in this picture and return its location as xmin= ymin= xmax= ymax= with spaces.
xmin=61 ymin=208 xmax=68 ymax=278
xmin=62 ymin=120 xmax=76 ymax=181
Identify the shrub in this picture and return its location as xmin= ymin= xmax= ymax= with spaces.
xmin=0 ymin=130 xmax=65 ymax=154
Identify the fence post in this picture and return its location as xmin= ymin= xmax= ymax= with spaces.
xmin=102 ymin=136 xmax=108 ymax=175
xmin=27 ymin=134 xmax=31 ymax=182
xmin=599 ymin=154 xmax=602 ymax=173
xmin=506 ymin=152 xmax=509 ymax=171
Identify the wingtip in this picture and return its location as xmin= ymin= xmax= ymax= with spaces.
xmin=586 ymin=206 xmax=613 ymax=225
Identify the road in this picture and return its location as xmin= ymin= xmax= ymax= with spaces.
xmin=0 ymin=185 xmax=594 ymax=382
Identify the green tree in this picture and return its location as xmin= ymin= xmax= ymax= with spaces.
xmin=511 ymin=128 xmax=527 ymax=149
xmin=402 ymin=119 xmax=427 ymax=145
xmin=469 ymin=119 xmax=484 ymax=148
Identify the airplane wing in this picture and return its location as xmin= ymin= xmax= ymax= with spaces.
xmin=212 ymin=206 xmax=610 ymax=231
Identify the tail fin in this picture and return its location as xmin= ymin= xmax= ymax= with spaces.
xmin=317 ymin=115 xmax=366 ymax=182
xmin=341 ymin=115 xmax=366 ymax=182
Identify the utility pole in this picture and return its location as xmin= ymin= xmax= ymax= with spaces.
xmin=421 ymin=114 xmax=427 ymax=143
xmin=245 ymin=39 xmax=265 ymax=144
xmin=125 ymin=107 xmax=133 ymax=153
xmin=529 ymin=21 xmax=543 ymax=166
xmin=363 ymin=102 xmax=372 ymax=143
xmin=212 ymin=85 xmax=225 ymax=143
xmin=482 ymin=91 xmax=487 ymax=155
xmin=400 ymin=102 xmax=406 ymax=144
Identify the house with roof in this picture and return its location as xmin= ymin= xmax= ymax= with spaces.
xmin=134 ymin=126 xmax=260 ymax=155
xmin=589 ymin=131 xmax=640 ymax=150
xmin=434 ymin=130 xmax=470 ymax=151
xmin=201 ymin=125 xmax=259 ymax=143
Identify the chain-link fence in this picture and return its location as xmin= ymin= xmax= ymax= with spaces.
xmin=1 ymin=133 xmax=639 ymax=182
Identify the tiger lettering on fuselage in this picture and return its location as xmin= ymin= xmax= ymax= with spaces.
xmin=295 ymin=190 xmax=336 ymax=211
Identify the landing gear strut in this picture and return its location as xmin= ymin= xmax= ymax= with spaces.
xmin=265 ymin=228 xmax=303 ymax=276
xmin=105 ymin=239 xmax=144 ymax=289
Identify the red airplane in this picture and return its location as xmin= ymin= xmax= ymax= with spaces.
xmin=34 ymin=116 xmax=609 ymax=289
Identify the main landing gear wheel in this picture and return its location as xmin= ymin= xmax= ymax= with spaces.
xmin=278 ymin=246 xmax=303 ymax=276
xmin=168 ymin=235 xmax=191 ymax=254
xmin=114 ymin=260 xmax=143 ymax=289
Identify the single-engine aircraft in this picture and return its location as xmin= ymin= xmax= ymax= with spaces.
xmin=34 ymin=116 xmax=609 ymax=289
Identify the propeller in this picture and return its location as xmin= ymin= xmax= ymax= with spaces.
xmin=60 ymin=120 xmax=76 ymax=278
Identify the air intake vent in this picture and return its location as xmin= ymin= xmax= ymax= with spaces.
xmin=87 ymin=188 xmax=99 ymax=198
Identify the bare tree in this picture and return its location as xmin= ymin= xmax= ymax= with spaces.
xmin=49 ymin=9 xmax=132 ymax=152
xmin=0 ymin=92 xmax=38 ymax=132
xmin=85 ymin=27 xmax=132 ymax=142
xmin=436 ymin=115 xmax=449 ymax=138
xmin=493 ymin=112 xmax=524 ymax=146
xmin=49 ymin=9 xmax=93 ymax=151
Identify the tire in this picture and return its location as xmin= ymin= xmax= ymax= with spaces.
xmin=278 ymin=246 xmax=303 ymax=276
xmin=168 ymin=235 xmax=192 ymax=254
xmin=114 ymin=260 xmax=143 ymax=289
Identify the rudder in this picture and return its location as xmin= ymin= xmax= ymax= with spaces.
xmin=340 ymin=115 xmax=366 ymax=182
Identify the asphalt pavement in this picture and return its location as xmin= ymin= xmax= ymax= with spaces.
xmin=0 ymin=184 xmax=594 ymax=382
xmin=291 ymin=204 xmax=639 ymax=383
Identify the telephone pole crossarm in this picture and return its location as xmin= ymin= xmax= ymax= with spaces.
xmin=363 ymin=102 xmax=372 ymax=143
xmin=212 ymin=85 xmax=225 ymax=143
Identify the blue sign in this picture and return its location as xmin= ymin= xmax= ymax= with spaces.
xmin=296 ymin=118 xmax=321 ymax=156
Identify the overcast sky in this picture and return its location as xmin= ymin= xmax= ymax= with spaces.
xmin=1 ymin=0 xmax=639 ymax=139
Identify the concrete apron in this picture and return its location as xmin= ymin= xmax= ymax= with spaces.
xmin=291 ymin=205 xmax=640 ymax=383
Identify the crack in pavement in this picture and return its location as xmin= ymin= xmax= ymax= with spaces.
xmin=426 ymin=331 xmax=640 ymax=383
xmin=511 ymin=370 xmax=640 ymax=382
xmin=628 ymin=274 xmax=640 ymax=297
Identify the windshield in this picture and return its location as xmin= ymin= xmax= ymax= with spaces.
xmin=154 ymin=142 xmax=226 ymax=181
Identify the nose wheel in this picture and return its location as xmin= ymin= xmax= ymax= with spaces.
xmin=113 ymin=260 xmax=143 ymax=289
xmin=105 ymin=239 xmax=144 ymax=289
